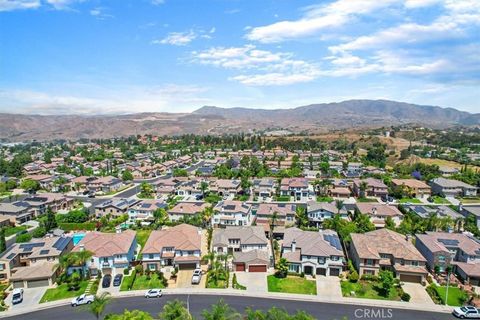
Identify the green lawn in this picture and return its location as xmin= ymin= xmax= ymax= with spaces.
xmin=120 ymin=273 xmax=166 ymax=291
xmin=206 ymin=274 xmax=229 ymax=289
xmin=458 ymin=197 xmax=480 ymax=204
xmin=432 ymin=284 xmax=468 ymax=306
xmin=267 ymin=275 xmax=317 ymax=295
xmin=136 ymin=229 xmax=152 ymax=249
xmin=3 ymin=225 xmax=28 ymax=237
xmin=341 ymin=280 xmax=401 ymax=301
xmin=357 ymin=197 xmax=379 ymax=203
xmin=40 ymin=281 xmax=89 ymax=303
xmin=430 ymin=196 xmax=451 ymax=204
xmin=317 ymin=196 xmax=334 ymax=202
xmin=275 ymin=196 xmax=291 ymax=202
xmin=398 ymin=198 xmax=422 ymax=204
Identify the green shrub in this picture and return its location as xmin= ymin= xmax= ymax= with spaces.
xmin=32 ymin=227 xmax=47 ymax=238
xmin=134 ymin=264 xmax=144 ymax=275
xmin=349 ymin=270 xmax=359 ymax=283
xmin=123 ymin=268 xmax=130 ymax=275
xmin=58 ymin=222 xmax=96 ymax=231
xmin=16 ymin=233 xmax=32 ymax=243
xmin=360 ymin=274 xmax=378 ymax=282
xmin=401 ymin=292 xmax=411 ymax=302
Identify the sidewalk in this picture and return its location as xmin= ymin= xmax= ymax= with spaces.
xmin=1 ymin=286 xmax=453 ymax=317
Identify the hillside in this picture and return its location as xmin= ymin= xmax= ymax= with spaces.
xmin=0 ymin=99 xmax=478 ymax=141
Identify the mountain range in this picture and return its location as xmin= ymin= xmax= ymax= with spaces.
xmin=0 ymin=100 xmax=478 ymax=142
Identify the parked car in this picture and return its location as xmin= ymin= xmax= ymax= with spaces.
xmin=113 ymin=274 xmax=123 ymax=287
xmin=11 ymin=288 xmax=23 ymax=305
xmin=453 ymin=306 xmax=480 ymax=318
xmin=191 ymin=269 xmax=202 ymax=284
xmin=144 ymin=289 xmax=162 ymax=298
xmin=102 ymin=274 xmax=112 ymax=288
xmin=71 ymin=294 xmax=94 ymax=307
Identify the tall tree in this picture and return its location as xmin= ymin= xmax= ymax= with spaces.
xmin=85 ymin=292 xmax=111 ymax=320
xmin=201 ymin=299 xmax=241 ymax=320
xmin=44 ymin=207 xmax=57 ymax=231
xmin=158 ymin=300 xmax=192 ymax=320
xmin=0 ymin=228 xmax=6 ymax=253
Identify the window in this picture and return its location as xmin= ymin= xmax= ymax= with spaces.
xmin=411 ymin=261 xmax=419 ymax=266
xmin=365 ymin=259 xmax=374 ymax=266
xmin=438 ymin=255 xmax=445 ymax=262
xmin=149 ymin=254 xmax=154 ymax=259
xmin=364 ymin=269 xmax=375 ymax=275
xmin=331 ymin=256 xmax=339 ymax=261
xmin=318 ymin=257 xmax=326 ymax=264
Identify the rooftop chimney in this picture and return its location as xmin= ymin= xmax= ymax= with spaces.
xmin=292 ymin=239 xmax=296 ymax=252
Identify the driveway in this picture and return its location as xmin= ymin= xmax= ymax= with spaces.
xmin=316 ymin=276 xmax=342 ymax=299
xmin=5 ymin=287 xmax=47 ymax=310
xmin=175 ymin=269 xmax=206 ymax=288
xmin=234 ymin=272 xmax=267 ymax=293
xmin=402 ymin=283 xmax=434 ymax=305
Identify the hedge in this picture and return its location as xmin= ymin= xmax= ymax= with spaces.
xmin=58 ymin=222 xmax=96 ymax=231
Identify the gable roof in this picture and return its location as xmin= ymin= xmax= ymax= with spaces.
xmin=73 ymin=230 xmax=136 ymax=257
xmin=142 ymin=224 xmax=201 ymax=254
xmin=212 ymin=226 xmax=268 ymax=247
xmin=283 ymin=227 xmax=344 ymax=258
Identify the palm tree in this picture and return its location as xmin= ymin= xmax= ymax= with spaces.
xmin=200 ymin=181 xmax=209 ymax=197
xmin=359 ymin=181 xmax=368 ymax=198
xmin=85 ymin=292 xmax=111 ymax=320
xmin=202 ymin=299 xmax=241 ymax=320
xmin=201 ymin=207 xmax=214 ymax=228
xmin=269 ymin=211 xmax=279 ymax=266
xmin=159 ymin=299 xmax=192 ymax=320
xmin=335 ymin=200 xmax=344 ymax=215
xmin=74 ymin=250 xmax=93 ymax=277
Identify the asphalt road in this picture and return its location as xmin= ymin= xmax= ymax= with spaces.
xmin=2 ymin=294 xmax=456 ymax=320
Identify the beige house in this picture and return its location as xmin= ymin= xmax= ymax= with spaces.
xmin=391 ymin=179 xmax=431 ymax=198
xmin=349 ymin=229 xmax=427 ymax=283
xmin=168 ymin=202 xmax=210 ymax=222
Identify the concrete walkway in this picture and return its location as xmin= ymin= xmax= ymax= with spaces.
xmin=402 ymin=283 xmax=435 ymax=305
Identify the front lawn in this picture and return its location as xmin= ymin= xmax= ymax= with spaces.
xmin=430 ymin=196 xmax=451 ymax=204
xmin=267 ymin=275 xmax=317 ymax=295
xmin=275 ymin=196 xmax=291 ymax=202
xmin=3 ymin=225 xmax=28 ymax=237
xmin=206 ymin=273 xmax=229 ymax=289
xmin=458 ymin=197 xmax=480 ymax=204
xmin=398 ymin=198 xmax=422 ymax=204
xmin=317 ymin=196 xmax=334 ymax=202
xmin=40 ymin=280 xmax=89 ymax=303
xmin=427 ymin=284 xmax=468 ymax=306
xmin=341 ymin=280 xmax=402 ymax=301
xmin=120 ymin=272 xmax=166 ymax=291
xmin=357 ymin=197 xmax=378 ymax=203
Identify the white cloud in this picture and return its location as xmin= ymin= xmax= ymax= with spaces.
xmin=90 ymin=7 xmax=113 ymax=19
xmin=152 ymin=30 xmax=197 ymax=46
xmin=404 ymin=0 xmax=442 ymax=8
xmin=246 ymin=0 xmax=399 ymax=43
xmin=151 ymin=0 xmax=164 ymax=5
xmin=45 ymin=0 xmax=84 ymax=10
xmin=0 ymin=0 xmax=40 ymax=12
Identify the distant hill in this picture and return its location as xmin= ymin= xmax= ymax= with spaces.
xmin=0 ymin=99 xmax=478 ymax=141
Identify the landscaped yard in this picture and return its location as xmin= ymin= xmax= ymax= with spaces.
xmin=40 ymin=280 xmax=89 ymax=303
xmin=458 ymin=197 xmax=480 ymax=204
xmin=430 ymin=196 xmax=451 ymax=204
xmin=316 ymin=196 xmax=334 ymax=202
xmin=3 ymin=225 xmax=28 ymax=237
xmin=341 ymin=280 xmax=402 ymax=301
xmin=275 ymin=196 xmax=291 ymax=202
xmin=267 ymin=275 xmax=317 ymax=295
xmin=427 ymin=284 xmax=468 ymax=306
xmin=357 ymin=197 xmax=379 ymax=203
xmin=120 ymin=272 xmax=166 ymax=291
xmin=398 ymin=198 xmax=422 ymax=204
xmin=206 ymin=273 xmax=229 ymax=289
xmin=136 ymin=229 xmax=152 ymax=249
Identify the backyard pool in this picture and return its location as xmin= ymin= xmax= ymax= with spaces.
xmin=72 ymin=233 xmax=86 ymax=245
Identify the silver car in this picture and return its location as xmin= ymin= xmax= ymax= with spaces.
xmin=144 ymin=289 xmax=162 ymax=298
xmin=191 ymin=269 xmax=202 ymax=284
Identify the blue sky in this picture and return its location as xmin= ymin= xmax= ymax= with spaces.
xmin=0 ymin=0 xmax=479 ymax=114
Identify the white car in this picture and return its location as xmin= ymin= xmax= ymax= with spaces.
xmin=191 ymin=269 xmax=202 ymax=284
xmin=144 ymin=289 xmax=162 ymax=298
xmin=11 ymin=288 xmax=23 ymax=305
xmin=71 ymin=294 xmax=94 ymax=307
xmin=453 ymin=306 xmax=480 ymax=318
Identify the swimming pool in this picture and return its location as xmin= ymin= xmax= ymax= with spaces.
xmin=72 ymin=233 xmax=86 ymax=245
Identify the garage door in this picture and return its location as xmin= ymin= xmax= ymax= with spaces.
xmin=329 ymin=268 xmax=340 ymax=276
xmin=316 ymin=268 xmax=327 ymax=276
xmin=235 ymin=263 xmax=245 ymax=272
xmin=12 ymin=281 xmax=24 ymax=289
xmin=27 ymin=279 xmax=49 ymax=288
xmin=399 ymin=274 xmax=422 ymax=283
xmin=178 ymin=263 xmax=196 ymax=270
xmin=249 ymin=265 xmax=267 ymax=272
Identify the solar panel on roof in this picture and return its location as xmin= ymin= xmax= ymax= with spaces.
xmin=225 ymin=205 xmax=235 ymax=210
xmin=53 ymin=237 xmax=71 ymax=251
xmin=438 ymin=239 xmax=459 ymax=246
xmin=323 ymin=234 xmax=342 ymax=251
xmin=40 ymin=249 xmax=49 ymax=255
xmin=141 ymin=203 xmax=151 ymax=208
xmin=6 ymin=253 xmax=16 ymax=259
xmin=19 ymin=243 xmax=44 ymax=252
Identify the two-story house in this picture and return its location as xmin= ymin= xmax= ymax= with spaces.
xmin=0 ymin=236 xmax=73 ymax=288
xmin=252 ymin=178 xmax=277 ymax=200
xmin=354 ymin=203 xmax=403 ymax=228
xmin=73 ymin=229 xmax=137 ymax=276
xmin=353 ymin=178 xmax=388 ymax=198
xmin=350 ymin=229 xmax=427 ymax=283
xmin=128 ymin=199 xmax=167 ymax=222
xmin=431 ymin=178 xmax=477 ymax=198
xmin=255 ymin=203 xmax=296 ymax=237
xmin=212 ymin=226 xmax=270 ymax=272
xmin=307 ymin=201 xmax=348 ymax=228
xmin=282 ymin=228 xmax=345 ymax=276
xmin=212 ymin=200 xmax=253 ymax=227
xmin=415 ymin=232 xmax=480 ymax=285
xmin=168 ymin=202 xmax=210 ymax=222
xmin=279 ymin=178 xmax=312 ymax=201
xmin=211 ymin=179 xmax=242 ymax=197
xmin=391 ymin=179 xmax=431 ymax=199
xmin=141 ymin=224 xmax=202 ymax=271
xmin=95 ymin=198 xmax=140 ymax=217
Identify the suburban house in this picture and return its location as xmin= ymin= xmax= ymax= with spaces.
xmin=0 ymin=236 xmax=73 ymax=288
xmin=252 ymin=178 xmax=277 ymax=199
xmin=176 ymin=179 xmax=204 ymax=197
xmin=212 ymin=226 xmax=270 ymax=272
xmin=95 ymin=198 xmax=140 ymax=217
xmin=349 ymin=229 xmax=428 ymax=283
xmin=87 ymin=176 xmax=124 ymax=194
xmin=0 ymin=202 xmax=36 ymax=224
xmin=461 ymin=206 xmax=480 ymax=228
xmin=353 ymin=178 xmax=389 ymax=198
xmin=255 ymin=203 xmax=296 ymax=236
xmin=22 ymin=193 xmax=74 ymax=215
xmin=415 ymin=232 xmax=480 ymax=285
xmin=212 ymin=200 xmax=253 ymax=227
xmin=344 ymin=162 xmax=363 ymax=178
xmin=306 ymin=201 xmax=348 ymax=227
xmin=431 ymin=178 xmax=477 ymax=198
xmin=354 ymin=203 xmax=404 ymax=228
xmin=279 ymin=178 xmax=313 ymax=201
xmin=128 ymin=199 xmax=168 ymax=222
xmin=405 ymin=205 xmax=463 ymax=221
xmin=211 ymin=179 xmax=241 ymax=196
xmin=168 ymin=201 xmax=210 ymax=222
xmin=391 ymin=179 xmax=432 ymax=198
xmin=282 ymin=228 xmax=345 ymax=276
xmin=73 ymin=229 xmax=137 ymax=276
xmin=142 ymin=224 xmax=202 ymax=271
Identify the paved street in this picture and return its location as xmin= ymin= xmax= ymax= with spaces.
xmin=2 ymin=294 xmax=456 ymax=320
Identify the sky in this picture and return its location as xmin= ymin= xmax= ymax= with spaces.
xmin=0 ymin=0 xmax=479 ymax=115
